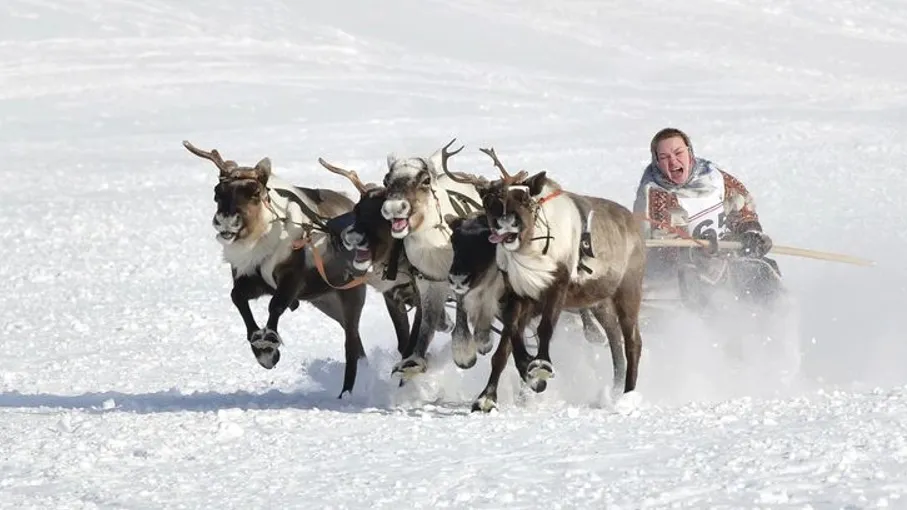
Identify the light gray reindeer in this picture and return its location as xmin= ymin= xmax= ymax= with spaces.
xmin=379 ymin=139 xmax=485 ymax=376
xmin=441 ymin=147 xmax=647 ymax=406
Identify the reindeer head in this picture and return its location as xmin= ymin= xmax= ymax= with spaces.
xmin=317 ymin=157 xmax=388 ymax=272
xmin=380 ymin=139 xmax=465 ymax=239
xmin=468 ymin=147 xmax=554 ymax=253
xmin=183 ymin=140 xmax=273 ymax=245
xmin=446 ymin=212 xmax=496 ymax=296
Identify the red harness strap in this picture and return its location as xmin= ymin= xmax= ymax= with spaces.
xmin=536 ymin=189 xmax=563 ymax=206
xmin=292 ymin=235 xmax=369 ymax=290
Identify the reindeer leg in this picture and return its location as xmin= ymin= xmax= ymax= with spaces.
xmin=474 ymin=307 xmax=496 ymax=356
xmin=309 ymin=291 xmax=362 ymax=397
xmin=230 ymin=276 xmax=275 ymax=367
xmin=393 ymin=280 xmax=446 ymax=379
xmin=472 ymin=333 xmax=511 ymax=413
xmin=337 ymin=286 xmax=368 ymax=398
xmin=450 ymin=294 xmax=477 ymax=369
xmin=615 ymin=279 xmax=644 ymax=394
xmin=588 ymin=301 xmax=627 ymax=397
xmin=526 ymin=284 xmax=568 ymax=393
xmin=231 ymin=276 xmax=265 ymax=338
xmin=383 ymin=293 xmax=412 ymax=357
xmin=252 ymin=273 xmax=305 ymax=370
xmin=473 ymin=297 xmax=531 ymax=412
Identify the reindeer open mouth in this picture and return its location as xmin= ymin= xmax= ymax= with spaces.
xmin=488 ymin=230 xmax=518 ymax=246
xmin=352 ymin=247 xmax=372 ymax=271
xmin=213 ymin=213 xmax=242 ymax=244
xmin=390 ymin=217 xmax=410 ymax=238
xmin=340 ymin=227 xmax=373 ymax=271
xmin=218 ymin=231 xmax=238 ymax=243
xmin=489 ymin=214 xmax=521 ymax=251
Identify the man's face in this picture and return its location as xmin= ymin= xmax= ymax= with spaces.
xmin=655 ymin=136 xmax=692 ymax=185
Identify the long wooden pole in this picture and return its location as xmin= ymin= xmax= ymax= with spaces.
xmin=645 ymin=238 xmax=875 ymax=267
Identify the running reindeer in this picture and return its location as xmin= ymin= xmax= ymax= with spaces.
xmin=315 ymin=157 xmax=420 ymax=358
xmin=441 ymin=147 xmax=647 ymax=410
xmin=183 ymin=140 xmax=378 ymax=397
xmin=445 ymin=210 xmax=627 ymax=411
xmin=377 ymin=139 xmax=485 ymax=376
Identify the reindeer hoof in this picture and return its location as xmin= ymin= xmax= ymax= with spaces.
xmin=391 ymin=356 xmax=427 ymax=379
xmin=526 ymin=359 xmax=554 ymax=393
xmin=472 ymin=395 xmax=497 ymax=413
xmin=250 ymin=328 xmax=282 ymax=369
xmin=451 ymin=335 xmax=477 ymax=370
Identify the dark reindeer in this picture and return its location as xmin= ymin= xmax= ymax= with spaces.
xmin=315 ymin=157 xmax=422 ymax=358
xmin=183 ymin=140 xmax=375 ymax=397
xmin=442 ymin=147 xmax=646 ymax=410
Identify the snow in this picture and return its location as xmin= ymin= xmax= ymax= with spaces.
xmin=2 ymin=0 xmax=907 ymax=507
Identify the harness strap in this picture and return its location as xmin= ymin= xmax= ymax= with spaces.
xmin=537 ymin=189 xmax=563 ymax=206
xmin=292 ymin=235 xmax=369 ymax=290
xmin=272 ymin=188 xmax=328 ymax=230
xmin=384 ymin=240 xmax=404 ymax=281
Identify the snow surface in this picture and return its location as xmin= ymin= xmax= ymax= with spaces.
xmin=2 ymin=0 xmax=907 ymax=508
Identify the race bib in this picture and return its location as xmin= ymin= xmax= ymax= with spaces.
xmin=677 ymin=188 xmax=727 ymax=241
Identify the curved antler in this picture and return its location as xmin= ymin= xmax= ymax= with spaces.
xmin=438 ymin=138 xmax=489 ymax=187
xmin=317 ymin=157 xmax=374 ymax=195
xmin=479 ymin=147 xmax=528 ymax=185
xmin=182 ymin=140 xmax=236 ymax=174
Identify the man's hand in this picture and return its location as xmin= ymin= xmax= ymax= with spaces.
xmin=739 ymin=230 xmax=772 ymax=258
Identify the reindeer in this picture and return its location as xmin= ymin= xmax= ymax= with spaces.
xmin=183 ymin=140 xmax=377 ymax=397
xmin=315 ymin=157 xmax=420 ymax=358
xmin=441 ymin=147 xmax=646 ymax=409
xmin=377 ymin=139 xmax=485 ymax=376
xmin=445 ymin=210 xmax=628 ymax=412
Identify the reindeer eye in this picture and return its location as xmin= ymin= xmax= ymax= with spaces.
xmin=419 ymin=175 xmax=431 ymax=188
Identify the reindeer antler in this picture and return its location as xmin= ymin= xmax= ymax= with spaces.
xmin=479 ymin=147 xmax=528 ymax=185
xmin=438 ymin=138 xmax=488 ymax=187
xmin=317 ymin=157 xmax=373 ymax=195
xmin=182 ymin=140 xmax=236 ymax=174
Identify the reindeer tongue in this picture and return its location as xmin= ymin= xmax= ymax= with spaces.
xmin=488 ymin=232 xmax=506 ymax=244
xmin=391 ymin=218 xmax=408 ymax=232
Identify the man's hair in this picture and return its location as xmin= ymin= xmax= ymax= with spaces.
xmin=650 ymin=127 xmax=693 ymax=159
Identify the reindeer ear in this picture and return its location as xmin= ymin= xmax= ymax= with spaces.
xmin=254 ymin=157 xmax=271 ymax=185
xmin=427 ymin=148 xmax=444 ymax=177
xmin=444 ymin=213 xmax=462 ymax=230
xmin=386 ymin=153 xmax=398 ymax=170
xmin=524 ymin=171 xmax=548 ymax=197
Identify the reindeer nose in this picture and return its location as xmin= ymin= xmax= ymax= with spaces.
xmin=381 ymin=199 xmax=410 ymax=219
xmin=341 ymin=227 xmax=362 ymax=245
xmin=496 ymin=213 xmax=516 ymax=229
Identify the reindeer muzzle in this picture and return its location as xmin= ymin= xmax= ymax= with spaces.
xmin=448 ymin=273 xmax=471 ymax=295
xmin=213 ymin=213 xmax=242 ymax=244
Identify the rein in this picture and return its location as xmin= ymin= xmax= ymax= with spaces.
xmin=526 ymin=189 xmax=562 ymax=255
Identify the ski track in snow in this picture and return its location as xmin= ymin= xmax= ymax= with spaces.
xmin=3 ymin=0 xmax=907 ymax=508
